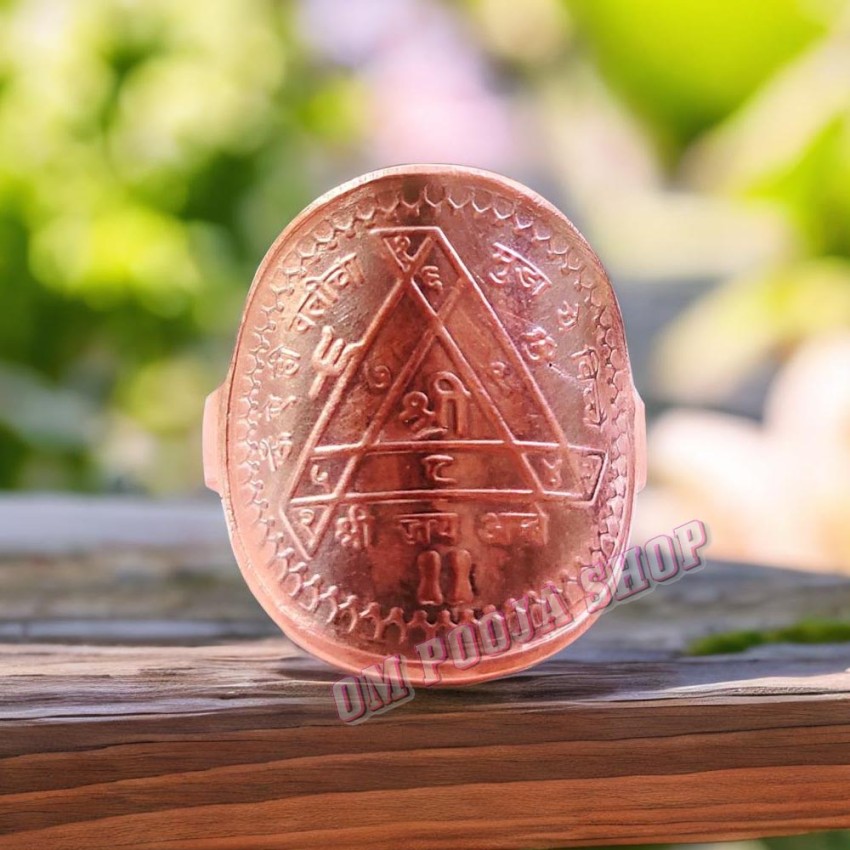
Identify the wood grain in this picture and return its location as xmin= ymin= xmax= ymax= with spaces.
xmin=3 ymin=495 xmax=850 ymax=651
xmin=1 ymin=640 xmax=850 ymax=849
xmin=1 ymin=496 xmax=850 ymax=848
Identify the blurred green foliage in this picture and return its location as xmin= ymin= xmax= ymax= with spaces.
xmin=561 ymin=0 xmax=850 ymax=400
xmin=566 ymin=0 xmax=834 ymax=151
xmin=2 ymin=0 xmax=850 ymax=492
xmin=0 ymin=0 xmax=363 ymax=490
xmin=688 ymin=618 xmax=850 ymax=655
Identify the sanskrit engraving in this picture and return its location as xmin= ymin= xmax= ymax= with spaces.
xmin=489 ymin=242 xmax=552 ymax=296
xmin=397 ymin=512 xmax=459 ymax=545
xmin=258 ymin=433 xmax=293 ymax=472
xmin=260 ymin=394 xmax=297 ymax=422
xmin=557 ymin=301 xmax=579 ymax=331
xmin=573 ymin=347 xmax=602 ymax=426
xmin=521 ymin=327 xmax=557 ymax=362
xmin=267 ymin=345 xmax=301 ymax=379
xmin=478 ymin=510 xmax=548 ymax=546
xmin=334 ymin=505 xmax=375 ymax=550
xmin=290 ymin=253 xmax=364 ymax=333
xmin=309 ymin=326 xmax=362 ymax=399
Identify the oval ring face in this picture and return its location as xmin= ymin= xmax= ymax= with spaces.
xmin=212 ymin=165 xmax=643 ymax=684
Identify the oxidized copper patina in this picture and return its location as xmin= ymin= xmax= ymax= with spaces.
xmin=204 ymin=165 xmax=645 ymax=684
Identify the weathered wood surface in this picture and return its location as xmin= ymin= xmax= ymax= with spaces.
xmin=1 ymin=495 xmax=850 ymax=849
xmin=4 ymin=494 xmax=850 ymax=652
xmin=2 ymin=640 xmax=850 ymax=849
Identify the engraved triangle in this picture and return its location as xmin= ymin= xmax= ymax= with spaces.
xmin=289 ymin=454 xmax=349 ymax=501
xmin=283 ymin=225 xmax=594 ymax=556
xmin=377 ymin=336 xmax=499 ymax=443
xmin=442 ymin=290 xmax=561 ymax=444
xmin=285 ymin=503 xmax=331 ymax=552
xmin=524 ymin=447 xmax=606 ymax=501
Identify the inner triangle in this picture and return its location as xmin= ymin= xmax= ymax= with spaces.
xmin=377 ymin=335 xmax=500 ymax=443
xmin=325 ymin=275 xmax=546 ymax=504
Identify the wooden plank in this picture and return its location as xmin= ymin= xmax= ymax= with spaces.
xmin=0 ymin=495 xmax=274 ymax=643
xmin=1 ymin=640 xmax=849 ymax=849
xmin=1 ymin=496 xmax=850 ymax=847
xmin=3 ymin=495 xmax=850 ymax=651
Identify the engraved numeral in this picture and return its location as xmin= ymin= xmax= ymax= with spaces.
xmin=521 ymin=327 xmax=556 ymax=362
xmin=422 ymin=454 xmax=456 ymax=485
xmin=418 ymin=265 xmax=443 ymax=292
xmin=309 ymin=462 xmax=332 ymax=492
xmin=540 ymin=456 xmax=563 ymax=489
xmin=557 ymin=301 xmax=579 ymax=331
xmin=364 ymin=361 xmax=392 ymax=393
xmin=489 ymin=360 xmax=513 ymax=395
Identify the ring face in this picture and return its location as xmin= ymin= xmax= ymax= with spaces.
xmin=207 ymin=165 xmax=644 ymax=684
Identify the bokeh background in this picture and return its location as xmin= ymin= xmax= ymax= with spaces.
xmin=4 ymin=0 xmax=850 ymax=574
xmin=1 ymin=1 xmax=849 ymax=845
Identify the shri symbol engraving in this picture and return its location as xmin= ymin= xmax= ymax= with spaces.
xmin=399 ymin=391 xmax=439 ymax=438
xmin=334 ymin=505 xmax=374 ymax=550
xmin=399 ymin=371 xmax=471 ymax=439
